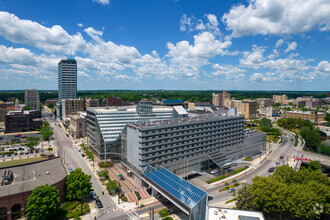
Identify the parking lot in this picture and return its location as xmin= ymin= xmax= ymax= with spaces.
xmin=0 ymin=133 xmax=42 ymax=144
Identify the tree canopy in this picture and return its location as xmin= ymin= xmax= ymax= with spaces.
xmin=41 ymin=121 xmax=53 ymax=141
xmin=259 ymin=118 xmax=272 ymax=128
xmin=25 ymin=184 xmax=61 ymax=220
xmin=47 ymin=103 xmax=54 ymax=109
xmin=26 ymin=136 xmax=40 ymax=149
xmin=300 ymin=126 xmax=321 ymax=151
xmin=106 ymin=179 xmax=120 ymax=193
xmin=66 ymin=168 xmax=92 ymax=201
xmin=236 ymin=165 xmax=330 ymax=219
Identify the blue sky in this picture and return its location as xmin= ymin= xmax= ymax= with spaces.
xmin=0 ymin=0 xmax=329 ymax=91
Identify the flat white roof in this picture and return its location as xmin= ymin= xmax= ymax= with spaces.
xmin=92 ymin=105 xmax=174 ymax=113
xmin=208 ymin=207 xmax=265 ymax=220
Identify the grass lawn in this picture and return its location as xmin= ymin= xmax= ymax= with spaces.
xmin=0 ymin=157 xmax=45 ymax=168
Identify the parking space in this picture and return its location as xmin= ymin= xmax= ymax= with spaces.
xmin=0 ymin=133 xmax=42 ymax=144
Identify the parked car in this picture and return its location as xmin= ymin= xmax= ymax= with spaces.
xmin=95 ymin=199 xmax=103 ymax=208
xmin=14 ymin=152 xmax=18 ymax=156
xmin=7 ymin=153 xmax=11 ymax=157
xmin=66 ymin=134 xmax=69 ymax=137
xmin=81 ymin=153 xmax=85 ymax=157
xmin=40 ymin=149 xmax=44 ymax=152
xmin=18 ymin=147 xmax=24 ymax=151
xmin=208 ymin=196 xmax=214 ymax=201
xmin=228 ymin=188 xmax=235 ymax=193
xmin=24 ymin=149 xmax=29 ymax=154
xmin=19 ymin=152 xmax=24 ymax=155
xmin=268 ymin=167 xmax=275 ymax=173
xmin=29 ymin=150 xmax=33 ymax=154
xmin=91 ymin=191 xmax=98 ymax=200
xmin=280 ymin=156 xmax=284 ymax=159
xmin=211 ymin=169 xmax=218 ymax=174
xmin=35 ymin=149 xmax=39 ymax=153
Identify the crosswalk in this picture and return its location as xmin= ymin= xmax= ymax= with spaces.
xmin=127 ymin=211 xmax=140 ymax=220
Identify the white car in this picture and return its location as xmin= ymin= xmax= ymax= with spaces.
xmin=91 ymin=191 xmax=98 ymax=200
xmin=211 ymin=169 xmax=218 ymax=174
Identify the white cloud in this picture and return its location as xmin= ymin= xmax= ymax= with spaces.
xmin=180 ymin=14 xmax=220 ymax=35
xmin=0 ymin=11 xmax=86 ymax=55
xmin=250 ymin=72 xmax=276 ymax=82
xmin=275 ymin=39 xmax=284 ymax=48
xmin=77 ymin=23 xmax=84 ymax=27
xmin=212 ymin=64 xmax=246 ymax=80
xmin=285 ymin=41 xmax=297 ymax=53
xmin=239 ymin=45 xmax=265 ymax=69
xmin=267 ymin=49 xmax=279 ymax=59
xmin=93 ymin=0 xmax=110 ymax=5
xmin=222 ymin=0 xmax=330 ymax=37
xmin=310 ymin=61 xmax=330 ymax=79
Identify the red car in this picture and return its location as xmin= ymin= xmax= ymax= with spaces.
xmin=29 ymin=150 xmax=33 ymax=154
xmin=81 ymin=153 xmax=85 ymax=157
xmin=35 ymin=149 xmax=39 ymax=153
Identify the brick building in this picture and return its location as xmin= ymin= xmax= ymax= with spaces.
xmin=106 ymin=95 xmax=122 ymax=106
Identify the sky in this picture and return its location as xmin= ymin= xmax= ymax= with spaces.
xmin=0 ymin=0 xmax=329 ymax=91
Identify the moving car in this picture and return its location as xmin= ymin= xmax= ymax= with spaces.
xmin=95 ymin=199 xmax=103 ymax=208
xmin=280 ymin=156 xmax=284 ymax=159
xmin=208 ymin=196 xmax=214 ymax=201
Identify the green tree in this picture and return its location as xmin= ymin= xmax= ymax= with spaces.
xmin=41 ymin=122 xmax=53 ymax=141
xmin=259 ymin=118 xmax=272 ymax=128
xmin=47 ymin=103 xmax=54 ymax=109
xmin=106 ymin=180 xmax=120 ymax=193
xmin=26 ymin=136 xmax=40 ymax=149
xmin=25 ymin=184 xmax=61 ymax=220
xmin=307 ymin=161 xmax=322 ymax=171
xmin=236 ymin=165 xmax=330 ymax=219
xmin=300 ymin=127 xmax=320 ymax=151
xmin=66 ymin=168 xmax=92 ymax=201
xmin=23 ymin=106 xmax=31 ymax=110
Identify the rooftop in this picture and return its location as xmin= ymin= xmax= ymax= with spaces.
xmin=208 ymin=207 xmax=265 ymax=220
xmin=0 ymin=157 xmax=67 ymax=197
xmin=89 ymin=105 xmax=174 ymax=113
xmin=143 ymin=166 xmax=207 ymax=209
xmin=129 ymin=114 xmax=243 ymax=130
xmin=284 ymin=110 xmax=326 ymax=115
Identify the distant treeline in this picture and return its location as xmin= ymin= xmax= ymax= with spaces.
xmin=0 ymin=90 xmax=328 ymax=103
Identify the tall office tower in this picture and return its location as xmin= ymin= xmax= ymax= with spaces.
xmin=212 ymin=91 xmax=231 ymax=107
xmin=24 ymin=89 xmax=40 ymax=110
xmin=57 ymin=59 xmax=77 ymax=119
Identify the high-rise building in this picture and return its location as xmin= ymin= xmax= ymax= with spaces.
xmin=85 ymin=98 xmax=99 ymax=109
xmin=212 ymin=91 xmax=231 ymax=107
xmin=57 ymin=59 xmax=77 ymax=119
xmin=230 ymin=99 xmax=257 ymax=119
xmin=24 ymin=89 xmax=40 ymax=110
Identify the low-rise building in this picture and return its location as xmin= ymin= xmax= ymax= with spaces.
xmin=106 ymin=95 xmax=122 ymax=106
xmin=85 ymin=98 xmax=99 ymax=109
xmin=162 ymin=100 xmax=184 ymax=106
xmin=62 ymin=99 xmax=85 ymax=121
xmin=70 ymin=114 xmax=86 ymax=138
xmin=259 ymin=106 xmax=279 ymax=117
xmin=231 ymin=100 xmax=257 ymax=119
xmin=257 ymin=98 xmax=273 ymax=108
xmin=0 ymin=158 xmax=67 ymax=220
xmin=45 ymin=99 xmax=57 ymax=106
xmin=0 ymin=108 xmax=5 ymax=122
xmin=5 ymin=110 xmax=42 ymax=133
xmin=282 ymin=110 xmax=327 ymax=125
xmin=273 ymin=94 xmax=288 ymax=105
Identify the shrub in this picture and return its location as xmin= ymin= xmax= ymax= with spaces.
xmin=158 ymin=209 xmax=170 ymax=217
xmin=134 ymin=191 xmax=141 ymax=200
xmin=243 ymin=156 xmax=252 ymax=161
xmin=120 ymin=195 xmax=128 ymax=202
xmin=162 ymin=217 xmax=173 ymax=220
xmin=99 ymin=161 xmax=113 ymax=167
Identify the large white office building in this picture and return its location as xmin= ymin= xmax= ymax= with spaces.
xmin=57 ymin=59 xmax=77 ymax=119
xmin=86 ymin=100 xmax=188 ymax=159
xmin=24 ymin=89 xmax=40 ymax=110
xmin=123 ymin=114 xmax=266 ymax=176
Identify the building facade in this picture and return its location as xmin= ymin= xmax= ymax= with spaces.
xmin=57 ymin=59 xmax=77 ymax=119
xmin=123 ymin=115 xmax=266 ymax=175
xmin=282 ymin=110 xmax=327 ymax=125
xmin=70 ymin=114 xmax=85 ymax=138
xmin=24 ymin=89 xmax=40 ymax=111
xmin=5 ymin=110 xmax=43 ymax=133
xmin=273 ymin=95 xmax=288 ymax=105
xmin=212 ymin=91 xmax=231 ymax=107
xmin=85 ymin=98 xmax=99 ymax=109
xmin=45 ymin=99 xmax=57 ymax=106
xmin=62 ymin=99 xmax=84 ymax=120
xmin=259 ymin=107 xmax=279 ymax=117
xmin=230 ymin=100 xmax=257 ymax=119
xmin=106 ymin=95 xmax=122 ymax=106
xmin=86 ymin=101 xmax=187 ymax=159
xmin=257 ymin=98 xmax=273 ymax=108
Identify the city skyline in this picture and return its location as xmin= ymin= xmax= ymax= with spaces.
xmin=0 ymin=0 xmax=329 ymax=91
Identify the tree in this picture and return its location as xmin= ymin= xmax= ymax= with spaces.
xmin=26 ymin=136 xmax=40 ymax=149
xmin=47 ymin=103 xmax=54 ymax=109
xmin=66 ymin=168 xmax=92 ymax=201
xmin=307 ymin=161 xmax=322 ymax=171
xmin=106 ymin=180 xmax=120 ymax=193
xmin=236 ymin=165 xmax=330 ymax=219
xmin=25 ymin=184 xmax=61 ymax=220
xmin=300 ymin=127 xmax=320 ymax=151
xmin=259 ymin=118 xmax=272 ymax=128
xmin=41 ymin=122 xmax=53 ymax=141
xmin=23 ymin=106 xmax=31 ymax=110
